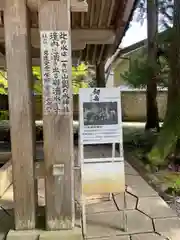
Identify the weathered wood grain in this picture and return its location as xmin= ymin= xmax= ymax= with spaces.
xmin=4 ymin=0 xmax=36 ymax=230
xmin=39 ymin=0 xmax=74 ymax=230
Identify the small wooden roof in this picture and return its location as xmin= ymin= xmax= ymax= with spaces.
xmin=0 ymin=0 xmax=137 ymax=67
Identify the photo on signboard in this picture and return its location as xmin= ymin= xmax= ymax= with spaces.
xmin=83 ymin=101 xmax=118 ymax=126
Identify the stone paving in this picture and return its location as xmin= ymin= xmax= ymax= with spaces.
xmin=84 ymin=161 xmax=180 ymax=240
xmin=0 ymin=146 xmax=180 ymax=239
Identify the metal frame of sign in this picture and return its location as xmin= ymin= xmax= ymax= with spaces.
xmin=78 ymin=88 xmax=127 ymax=236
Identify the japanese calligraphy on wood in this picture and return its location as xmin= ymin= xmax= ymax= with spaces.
xmin=40 ymin=31 xmax=70 ymax=115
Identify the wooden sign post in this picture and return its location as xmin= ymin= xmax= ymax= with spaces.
xmin=39 ymin=1 xmax=74 ymax=230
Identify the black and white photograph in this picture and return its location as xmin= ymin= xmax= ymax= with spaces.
xmin=83 ymin=101 xmax=118 ymax=126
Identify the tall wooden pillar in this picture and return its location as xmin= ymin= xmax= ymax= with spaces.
xmin=4 ymin=0 xmax=36 ymax=230
xmin=39 ymin=0 xmax=74 ymax=230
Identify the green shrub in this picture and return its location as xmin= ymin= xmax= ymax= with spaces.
xmin=0 ymin=111 xmax=9 ymax=120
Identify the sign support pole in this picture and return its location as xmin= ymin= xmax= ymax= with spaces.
xmin=79 ymin=88 xmax=127 ymax=235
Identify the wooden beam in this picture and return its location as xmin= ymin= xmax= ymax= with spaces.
xmin=0 ymin=56 xmax=89 ymax=67
xmin=71 ymin=0 xmax=88 ymax=12
xmin=0 ymin=40 xmax=85 ymax=53
xmin=0 ymin=43 xmax=5 ymax=55
xmin=89 ymin=0 xmax=94 ymax=27
xmin=107 ymin=0 xmax=116 ymax=27
xmin=0 ymin=41 xmax=86 ymax=60
xmin=113 ymin=0 xmax=136 ymax=52
xmin=81 ymin=12 xmax=84 ymax=27
xmin=92 ymin=45 xmax=97 ymax=65
xmin=80 ymin=49 xmax=85 ymax=62
xmin=97 ymin=44 xmax=105 ymax=65
xmin=4 ymin=0 xmax=36 ymax=230
xmin=0 ymin=57 xmax=41 ymax=67
xmin=31 ymin=42 xmax=86 ymax=53
xmin=98 ymin=0 xmax=106 ymax=27
xmin=123 ymin=0 xmax=135 ymax=22
xmin=39 ymin=1 xmax=74 ymax=230
xmin=73 ymin=41 xmax=86 ymax=50
xmin=0 ymin=2 xmax=4 ymax=10
xmin=85 ymin=44 xmax=89 ymax=62
xmin=32 ymin=29 xmax=115 ymax=46
xmin=0 ymin=0 xmax=88 ymax=12
xmin=0 ymin=28 xmax=115 ymax=46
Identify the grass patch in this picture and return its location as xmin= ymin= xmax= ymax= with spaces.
xmin=123 ymin=126 xmax=158 ymax=166
xmin=156 ymin=172 xmax=180 ymax=195
xmin=123 ymin=124 xmax=180 ymax=196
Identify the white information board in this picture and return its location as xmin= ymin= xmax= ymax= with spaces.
xmin=79 ymin=88 xmax=125 ymax=195
xmin=40 ymin=31 xmax=71 ymax=115
xmin=79 ymin=88 xmax=122 ymax=144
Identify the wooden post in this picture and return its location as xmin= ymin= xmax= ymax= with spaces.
xmin=39 ymin=0 xmax=74 ymax=230
xmin=4 ymin=0 xmax=36 ymax=230
xmin=96 ymin=62 xmax=106 ymax=87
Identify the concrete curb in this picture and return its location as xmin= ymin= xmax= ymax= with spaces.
xmin=126 ymin=153 xmax=173 ymax=202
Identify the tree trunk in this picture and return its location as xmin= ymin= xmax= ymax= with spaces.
xmin=145 ymin=0 xmax=159 ymax=131
xmin=148 ymin=92 xmax=180 ymax=165
xmin=148 ymin=0 xmax=180 ymax=165
xmin=145 ymin=80 xmax=159 ymax=131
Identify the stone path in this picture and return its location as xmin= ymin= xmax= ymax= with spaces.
xmin=84 ymin=159 xmax=180 ymax=240
xmin=0 ymin=145 xmax=180 ymax=239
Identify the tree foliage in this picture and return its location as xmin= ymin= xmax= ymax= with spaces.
xmin=121 ymin=0 xmax=173 ymax=89
xmin=0 ymin=71 xmax=8 ymax=94
xmin=122 ymin=56 xmax=154 ymax=88
xmin=121 ymin=49 xmax=169 ymax=88
xmin=137 ymin=0 xmax=173 ymax=28
xmin=0 ymin=62 xmax=91 ymax=95
xmin=122 ymin=0 xmax=178 ymax=164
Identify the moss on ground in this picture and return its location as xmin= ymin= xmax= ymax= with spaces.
xmin=156 ymin=172 xmax=180 ymax=195
xmin=123 ymin=125 xmax=180 ymax=196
